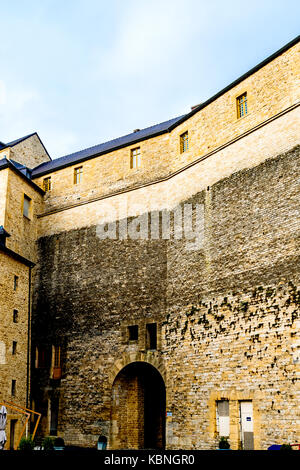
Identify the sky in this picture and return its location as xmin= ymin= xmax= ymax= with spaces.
xmin=0 ymin=0 xmax=299 ymax=159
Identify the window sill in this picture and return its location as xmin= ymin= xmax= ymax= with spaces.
xmin=235 ymin=112 xmax=251 ymax=122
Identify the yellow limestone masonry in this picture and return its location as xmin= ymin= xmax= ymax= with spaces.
xmin=0 ymin=37 xmax=299 ymax=450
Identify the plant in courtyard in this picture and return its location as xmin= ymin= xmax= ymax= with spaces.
xmin=280 ymin=444 xmax=292 ymax=451
xmin=218 ymin=436 xmax=230 ymax=449
xmin=42 ymin=436 xmax=54 ymax=451
xmin=18 ymin=435 xmax=35 ymax=451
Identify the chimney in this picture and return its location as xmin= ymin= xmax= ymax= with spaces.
xmin=191 ymin=103 xmax=202 ymax=111
xmin=133 ymin=129 xmax=140 ymax=133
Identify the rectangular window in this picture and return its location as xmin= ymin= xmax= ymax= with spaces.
xmin=130 ymin=148 xmax=141 ymax=169
xmin=13 ymin=309 xmax=18 ymax=323
xmin=11 ymin=379 xmax=16 ymax=396
xmin=216 ymin=400 xmax=230 ymax=437
xmin=52 ymin=345 xmax=61 ymax=379
xmin=237 ymin=92 xmax=248 ymax=118
xmin=23 ymin=194 xmax=31 ymax=219
xmin=12 ymin=341 xmax=17 ymax=355
xmin=43 ymin=177 xmax=52 ymax=192
xmin=35 ymin=347 xmax=46 ymax=368
xmin=74 ymin=166 xmax=83 ymax=184
xmin=128 ymin=325 xmax=138 ymax=341
xmin=53 ymin=345 xmax=61 ymax=368
xmin=146 ymin=323 xmax=157 ymax=350
xmin=13 ymin=276 xmax=18 ymax=291
xmin=180 ymin=131 xmax=189 ymax=153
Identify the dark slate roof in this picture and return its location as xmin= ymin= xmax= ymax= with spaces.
xmin=0 ymin=158 xmax=8 ymax=169
xmin=31 ymin=114 xmax=186 ymax=178
xmin=10 ymin=159 xmax=32 ymax=179
xmin=0 ymin=157 xmax=44 ymax=194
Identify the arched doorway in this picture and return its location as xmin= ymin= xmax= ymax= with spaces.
xmin=111 ymin=361 xmax=166 ymax=449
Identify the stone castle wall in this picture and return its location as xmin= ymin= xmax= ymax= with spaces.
xmin=31 ymin=145 xmax=300 ymax=449
xmin=32 ymin=42 xmax=300 ymax=216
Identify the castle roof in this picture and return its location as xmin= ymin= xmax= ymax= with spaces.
xmin=31 ymin=114 xmax=185 ymax=178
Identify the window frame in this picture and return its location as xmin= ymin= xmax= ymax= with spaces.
xmin=11 ymin=379 xmax=16 ymax=396
xmin=23 ymin=194 xmax=32 ymax=219
xmin=13 ymin=309 xmax=18 ymax=323
xmin=236 ymin=92 xmax=248 ymax=119
xmin=130 ymin=147 xmax=141 ymax=169
xmin=180 ymin=131 xmax=189 ymax=153
xmin=43 ymin=177 xmax=52 ymax=192
xmin=74 ymin=166 xmax=83 ymax=184
xmin=146 ymin=323 xmax=157 ymax=350
xmin=128 ymin=325 xmax=139 ymax=341
xmin=35 ymin=347 xmax=46 ymax=368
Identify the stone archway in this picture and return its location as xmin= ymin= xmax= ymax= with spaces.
xmin=110 ymin=361 xmax=166 ymax=449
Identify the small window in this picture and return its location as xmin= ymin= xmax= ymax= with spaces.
xmin=180 ymin=131 xmax=189 ymax=153
xmin=52 ymin=345 xmax=61 ymax=379
xmin=74 ymin=166 xmax=83 ymax=184
xmin=11 ymin=379 xmax=16 ymax=396
xmin=237 ymin=92 xmax=248 ymax=118
xmin=130 ymin=148 xmax=141 ymax=169
xmin=23 ymin=194 xmax=31 ymax=219
xmin=53 ymin=346 xmax=61 ymax=368
xmin=14 ymin=276 xmax=18 ymax=291
xmin=12 ymin=341 xmax=17 ymax=355
xmin=35 ymin=347 xmax=46 ymax=368
xmin=43 ymin=177 xmax=52 ymax=192
xmin=13 ymin=309 xmax=18 ymax=323
xmin=128 ymin=325 xmax=138 ymax=341
xmin=146 ymin=323 xmax=157 ymax=350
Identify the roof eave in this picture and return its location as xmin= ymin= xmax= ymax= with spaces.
xmin=0 ymin=158 xmax=45 ymax=194
xmin=168 ymin=34 xmax=300 ymax=130
xmin=0 ymin=244 xmax=35 ymax=267
xmin=31 ymin=127 xmax=171 ymax=178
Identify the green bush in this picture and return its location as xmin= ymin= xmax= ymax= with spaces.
xmin=280 ymin=444 xmax=292 ymax=451
xmin=219 ymin=436 xmax=230 ymax=449
xmin=42 ymin=436 xmax=54 ymax=451
xmin=18 ymin=435 xmax=35 ymax=451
